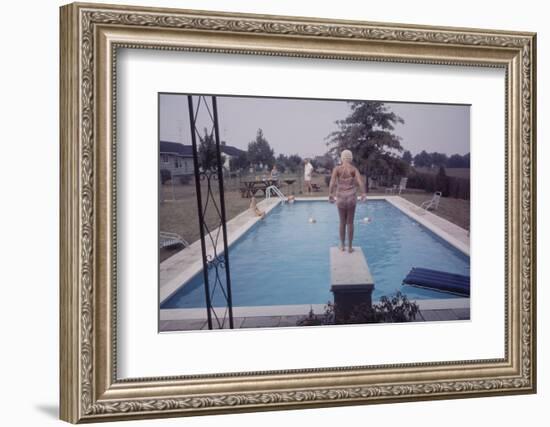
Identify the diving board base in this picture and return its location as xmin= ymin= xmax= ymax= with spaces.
xmin=330 ymin=247 xmax=375 ymax=322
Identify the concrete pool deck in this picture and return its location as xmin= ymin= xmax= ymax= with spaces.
xmin=160 ymin=194 xmax=470 ymax=325
xmin=159 ymin=298 xmax=470 ymax=331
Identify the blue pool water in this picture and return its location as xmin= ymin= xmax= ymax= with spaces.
xmin=161 ymin=200 xmax=470 ymax=308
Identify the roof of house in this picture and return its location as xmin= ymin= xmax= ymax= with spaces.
xmin=220 ymin=144 xmax=245 ymax=157
xmin=160 ymin=141 xmax=193 ymax=157
xmin=160 ymin=140 xmax=245 ymax=157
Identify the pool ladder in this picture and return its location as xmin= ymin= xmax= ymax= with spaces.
xmin=265 ymin=185 xmax=286 ymax=203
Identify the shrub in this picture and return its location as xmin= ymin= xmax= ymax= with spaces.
xmin=407 ymin=170 xmax=469 ymax=200
xmin=343 ymin=292 xmax=419 ymax=324
xmin=296 ymin=292 xmax=419 ymax=326
xmin=296 ymin=305 xmax=334 ymax=326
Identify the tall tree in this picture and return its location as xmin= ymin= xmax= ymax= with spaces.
xmin=430 ymin=152 xmax=448 ymax=168
xmin=447 ymin=153 xmax=470 ymax=168
xmin=229 ymin=151 xmax=249 ymax=171
xmin=462 ymin=152 xmax=470 ymax=168
xmin=413 ymin=150 xmax=432 ymax=168
xmin=198 ymin=128 xmax=225 ymax=171
xmin=286 ymin=154 xmax=303 ymax=173
xmin=275 ymin=154 xmax=288 ymax=173
xmin=313 ymin=153 xmax=336 ymax=171
xmin=402 ymin=150 xmax=413 ymax=165
xmin=247 ymin=129 xmax=275 ymax=168
xmin=326 ymin=101 xmax=404 ymax=183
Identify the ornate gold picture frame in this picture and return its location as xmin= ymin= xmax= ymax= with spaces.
xmin=60 ymin=2 xmax=536 ymax=423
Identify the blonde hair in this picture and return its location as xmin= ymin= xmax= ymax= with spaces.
xmin=341 ymin=149 xmax=353 ymax=163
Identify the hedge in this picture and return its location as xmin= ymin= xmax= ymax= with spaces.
xmin=407 ymin=171 xmax=470 ymax=200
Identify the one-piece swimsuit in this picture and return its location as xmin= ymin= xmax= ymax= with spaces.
xmin=336 ymin=167 xmax=357 ymax=209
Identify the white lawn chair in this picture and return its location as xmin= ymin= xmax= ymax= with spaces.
xmin=159 ymin=231 xmax=189 ymax=249
xmin=397 ymin=177 xmax=408 ymax=194
xmin=385 ymin=177 xmax=408 ymax=194
xmin=385 ymin=184 xmax=397 ymax=194
xmin=420 ymin=191 xmax=442 ymax=210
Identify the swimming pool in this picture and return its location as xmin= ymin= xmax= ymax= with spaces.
xmin=161 ymin=200 xmax=470 ymax=309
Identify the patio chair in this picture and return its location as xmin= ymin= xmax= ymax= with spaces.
xmin=159 ymin=231 xmax=189 ymax=249
xmin=402 ymin=267 xmax=470 ymax=297
xmin=397 ymin=177 xmax=408 ymax=194
xmin=420 ymin=191 xmax=442 ymax=210
xmin=385 ymin=177 xmax=408 ymax=194
xmin=385 ymin=184 xmax=398 ymax=194
xmin=368 ymin=177 xmax=378 ymax=190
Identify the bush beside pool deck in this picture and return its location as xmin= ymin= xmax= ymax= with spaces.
xmin=159 ymin=195 xmax=470 ymax=331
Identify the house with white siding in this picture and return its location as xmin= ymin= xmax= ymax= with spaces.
xmin=160 ymin=141 xmax=194 ymax=178
xmin=160 ymin=140 xmax=246 ymax=180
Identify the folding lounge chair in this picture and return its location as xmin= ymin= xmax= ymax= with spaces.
xmin=402 ymin=267 xmax=470 ymax=297
xmin=420 ymin=191 xmax=442 ymax=210
xmin=159 ymin=231 xmax=189 ymax=249
xmin=397 ymin=177 xmax=408 ymax=194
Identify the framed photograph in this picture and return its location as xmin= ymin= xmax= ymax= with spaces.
xmin=60 ymin=2 xmax=537 ymax=423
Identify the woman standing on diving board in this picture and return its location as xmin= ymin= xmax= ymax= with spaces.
xmin=328 ymin=149 xmax=367 ymax=253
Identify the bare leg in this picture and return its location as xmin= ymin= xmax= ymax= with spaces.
xmin=347 ymin=204 xmax=356 ymax=252
xmin=337 ymin=207 xmax=347 ymax=250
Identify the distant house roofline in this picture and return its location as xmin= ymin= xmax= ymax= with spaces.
xmin=160 ymin=140 xmax=245 ymax=158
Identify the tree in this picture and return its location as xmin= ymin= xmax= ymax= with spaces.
xmin=229 ymin=151 xmax=249 ymax=171
xmin=413 ymin=150 xmax=432 ymax=168
xmin=367 ymin=152 xmax=409 ymax=186
xmin=313 ymin=153 xmax=335 ymax=171
xmin=430 ymin=152 xmax=448 ymax=168
xmin=275 ymin=154 xmax=288 ymax=173
xmin=198 ymin=128 xmax=225 ymax=171
xmin=435 ymin=165 xmax=449 ymax=196
xmin=247 ymin=129 xmax=275 ymax=169
xmin=326 ymin=101 xmax=404 ymax=186
xmin=402 ymin=150 xmax=413 ymax=165
xmin=445 ymin=152 xmax=470 ymax=168
xmin=286 ymin=154 xmax=303 ymax=173
xmin=447 ymin=153 xmax=463 ymax=168
xmin=462 ymin=152 xmax=470 ymax=168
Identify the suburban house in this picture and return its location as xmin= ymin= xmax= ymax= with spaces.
xmin=160 ymin=140 xmax=194 ymax=178
xmin=159 ymin=140 xmax=246 ymax=180
xmin=219 ymin=143 xmax=246 ymax=171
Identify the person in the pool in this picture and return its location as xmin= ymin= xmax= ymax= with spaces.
xmin=249 ymin=196 xmax=265 ymax=218
xmin=328 ymin=149 xmax=366 ymax=253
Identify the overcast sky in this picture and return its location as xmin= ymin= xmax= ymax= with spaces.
xmin=159 ymin=94 xmax=470 ymax=158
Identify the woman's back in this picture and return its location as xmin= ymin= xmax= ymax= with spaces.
xmin=336 ymin=164 xmax=357 ymax=191
xmin=335 ymin=164 xmax=357 ymax=209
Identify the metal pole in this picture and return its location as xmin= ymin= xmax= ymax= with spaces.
xmin=187 ymin=95 xmax=213 ymax=330
xmin=212 ymin=96 xmax=234 ymax=329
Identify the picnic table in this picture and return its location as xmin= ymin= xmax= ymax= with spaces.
xmin=240 ymin=179 xmax=280 ymax=198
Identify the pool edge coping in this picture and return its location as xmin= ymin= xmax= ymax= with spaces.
xmin=385 ymin=196 xmax=470 ymax=256
xmin=160 ymin=297 xmax=471 ymax=321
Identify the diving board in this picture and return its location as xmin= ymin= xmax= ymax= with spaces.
xmin=402 ymin=267 xmax=470 ymax=297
